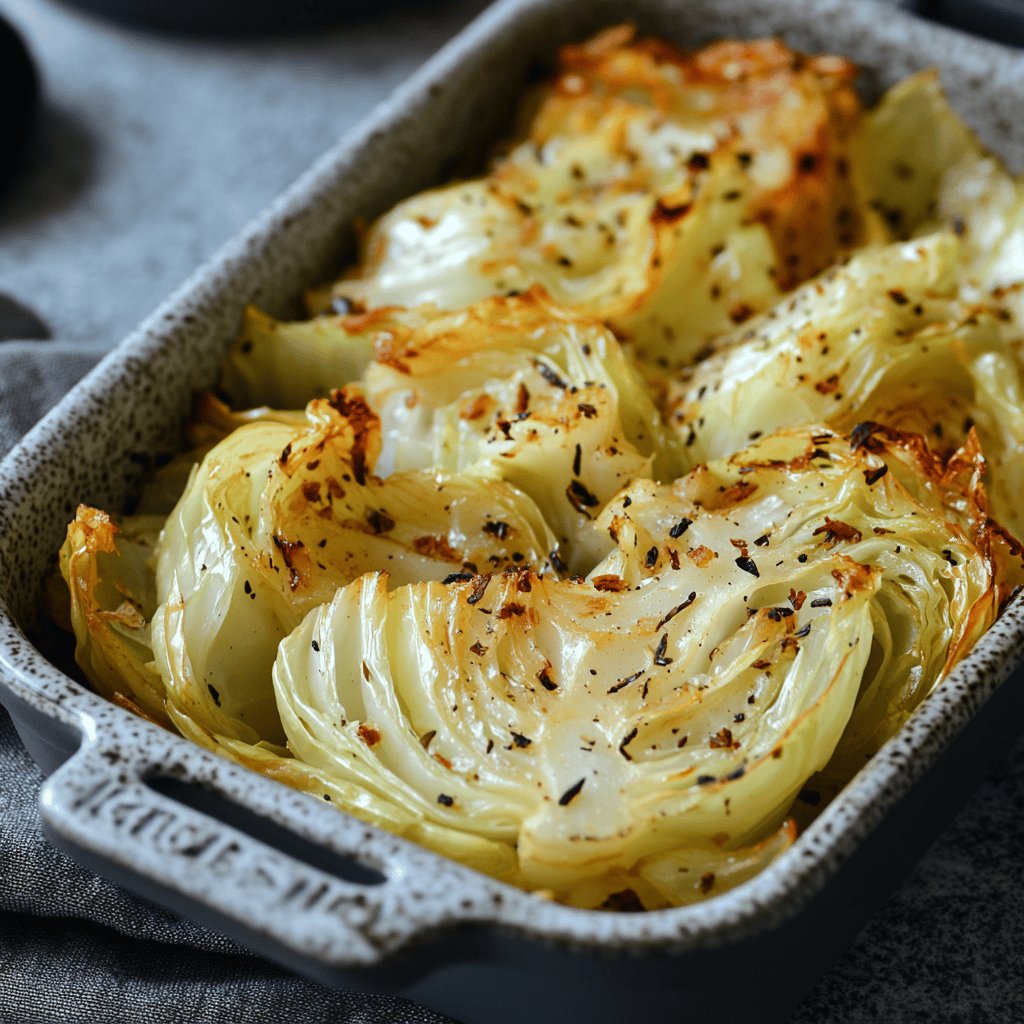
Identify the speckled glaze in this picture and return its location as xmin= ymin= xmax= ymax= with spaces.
xmin=2 ymin=1 xmax=1024 ymax=1021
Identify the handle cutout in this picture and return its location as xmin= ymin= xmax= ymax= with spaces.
xmin=147 ymin=775 xmax=386 ymax=887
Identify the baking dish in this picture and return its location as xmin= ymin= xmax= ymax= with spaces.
xmin=2 ymin=0 xmax=1024 ymax=1020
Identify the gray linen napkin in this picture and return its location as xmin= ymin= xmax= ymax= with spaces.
xmin=2 ymin=340 xmax=1023 ymax=1023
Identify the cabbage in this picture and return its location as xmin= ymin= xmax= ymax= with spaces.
xmin=853 ymin=71 xmax=1024 ymax=322
xmin=223 ymin=294 xmax=681 ymax=572
xmin=60 ymin=505 xmax=522 ymax=878
xmin=309 ymin=32 xmax=867 ymax=366
xmin=55 ymin=430 xmax=246 ymax=727
xmin=222 ymin=305 xmax=381 ymax=409
xmin=151 ymin=390 xmax=559 ymax=750
xmin=275 ymin=561 xmax=869 ymax=908
xmin=269 ymin=425 xmax=1013 ymax=907
xmin=662 ymin=231 xmax=1024 ymax=537
xmin=360 ymin=294 xmax=681 ymax=571
xmin=599 ymin=426 xmax=1015 ymax=777
xmin=55 ymin=37 xmax=1024 ymax=912
xmin=59 ymin=506 xmax=168 ymax=726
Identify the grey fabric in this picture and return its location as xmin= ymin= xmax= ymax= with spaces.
xmin=0 ymin=702 xmax=230 ymax=951
xmin=1 ymin=340 xmax=1023 ymax=1021
xmin=0 ymin=340 xmax=107 ymax=455
xmin=0 ymin=296 xmax=49 ymax=342
xmin=0 ymin=910 xmax=444 ymax=1024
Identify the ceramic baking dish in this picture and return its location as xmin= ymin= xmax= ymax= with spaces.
xmin=2 ymin=1 xmax=1024 ymax=1021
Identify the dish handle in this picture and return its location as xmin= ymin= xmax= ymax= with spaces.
xmin=36 ymin=729 xmax=486 ymax=968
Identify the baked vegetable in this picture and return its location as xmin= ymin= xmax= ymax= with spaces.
xmin=308 ymin=30 xmax=868 ymax=367
xmin=662 ymin=231 xmax=1024 ymax=536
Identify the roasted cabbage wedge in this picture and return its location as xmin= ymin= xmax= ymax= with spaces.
xmin=598 ymin=427 xmax=1020 ymax=779
xmin=360 ymin=293 xmax=681 ymax=571
xmin=55 ymin=416 xmax=264 ymax=729
xmin=267 ymin=425 xmax=1016 ymax=909
xmin=305 ymin=30 xmax=868 ymax=367
xmin=151 ymin=389 xmax=560 ymax=750
xmin=852 ymin=71 xmax=1024 ymax=323
xmin=55 ymin=32 xmax=1024 ymax=912
xmin=662 ymin=231 xmax=1024 ymax=536
xmin=228 ymin=294 xmax=680 ymax=572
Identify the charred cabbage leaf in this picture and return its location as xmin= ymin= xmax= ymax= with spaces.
xmin=310 ymin=30 xmax=867 ymax=366
xmin=151 ymin=391 xmax=558 ymax=751
xmin=59 ymin=507 xmax=168 ymax=726
xmin=662 ymin=231 xmax=1024 ymax=536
